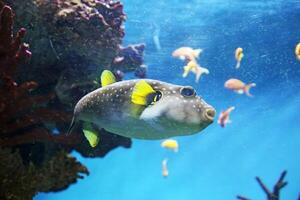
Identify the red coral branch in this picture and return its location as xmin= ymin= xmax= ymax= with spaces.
xmin=0 ymin=5 xmax=69 ymax=143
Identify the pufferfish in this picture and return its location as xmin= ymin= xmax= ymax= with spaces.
xmin=68 ymin=70 xmax=216 ymax=147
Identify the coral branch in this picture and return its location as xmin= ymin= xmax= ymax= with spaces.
xmin=0 ymin=5 xmax=13 ymax=54
xmin=237 ymin=171 xmax=289 ymax=200
xmin=236 ymin=195 xmax=251 ymax=200
xmin=273 ymin=170 xmax=288 ymax=198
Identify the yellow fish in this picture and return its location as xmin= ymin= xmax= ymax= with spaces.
xmin=183 ymin=60 xmax=209 ymax=83
xmin=161 ymin=139 xmax=179 ymax=152
xmin=235 ymin=47 xmax=244 ymax=69
xmin=295 ymin=43 xmax=300 ymax=60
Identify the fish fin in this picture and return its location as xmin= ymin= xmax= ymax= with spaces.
xmin=131 ymin=80 xmax=156 ymax=105
xmin=235 ymin=61 xmax=241 ymax=69
xmin=130 ymin=104 xmax=146 ymax=118
xmin=199 ymin=66 xmax=209 ymax=75
xmin=66 ymin=116 xmax=76 ymax=135
xmin=236 ymin=89 xmax=244 ymax=94
xmin=182 ymin=65 xmax=190 ymax=77
xmin=82 ymin=122 xmax=100 ymax=148
xmin=101 ymin=70 xmax=116 ymax=87
xmin=195 ymin=67 xmax=209 ymax=83
xmin=244 ymin=83 xmax=256 ymax=97
xmin=193 ymin=48 xmax=203 ymax=58
xmin=179 ymin=55 xmax=186 ymax=60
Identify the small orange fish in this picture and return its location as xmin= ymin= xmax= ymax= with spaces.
xmin=162 ymin=158 xmax=169 ymax=178
xmin=172 ymin=47 xmax=202 ymax=61
xmin=224 ymin=78 xmax=256 ymax=97
xmin=218 ymin=106 xmax=235 ymax=128
xmin=295 ymin=43 xmax=300 ymax=60
xmin=235 ymin=47 xmax=244 ymax=69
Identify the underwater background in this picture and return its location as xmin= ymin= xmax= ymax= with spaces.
xmin=28 ymin=0 xmax=300 ymax=199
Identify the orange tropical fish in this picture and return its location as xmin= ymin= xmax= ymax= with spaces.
xmin=218 ymin=106 xmax=235 ymax=128
xmin=172 ymin=47 xmax=202 ymax=61
xmin=235 ymin=47 xmax=244 ymax=69
xmin=224 ymin=78 xmax=256 ymax=97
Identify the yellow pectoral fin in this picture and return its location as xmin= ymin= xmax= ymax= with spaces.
xmin=82 ymin=123 xmax=100 ymax=148
xmin=101 ymin=70 xmax=116 ymax=87
xmin=131 ymin=80 xmax=155 ymax=105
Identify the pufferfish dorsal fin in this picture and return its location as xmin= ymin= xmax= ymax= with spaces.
xmin=82 ymin=122 xmax=100 ymax=148
xmin=101 ymin=70 xmax=116 ymax=87
xmin=131 ymin=80 xmax=156 ymax=106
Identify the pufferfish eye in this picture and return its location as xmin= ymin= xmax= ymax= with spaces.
xmin=180 ymin=87 xmax=196 ymax=97
xmin=146 ymin=91 xmax=162 ymax=105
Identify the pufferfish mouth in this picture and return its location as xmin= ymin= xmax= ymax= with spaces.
xmin=203 ymin=107 xmax=216 ymax=122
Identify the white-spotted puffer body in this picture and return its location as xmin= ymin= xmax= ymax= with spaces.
xmin=73 ymin=79 xmax=215 ymax=139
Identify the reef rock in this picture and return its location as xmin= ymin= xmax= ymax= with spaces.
xmin=3 ymin=0 xmax=143 ymax=99
xmin=0 ymin=148 xmax=89 ymax=200
xmin=112 ymin=43 xmax=146 ymax=73
xmin=0 ymin=2 xmax=132 ymax=199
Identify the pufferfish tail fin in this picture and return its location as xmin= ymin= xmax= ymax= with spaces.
xmin=82 ymin=122 xmax=100 ymax=148
xmin=101 ymin=70 xmax=116 ymax=87
xmin=131 ymin=80 xmax=156 ymax=106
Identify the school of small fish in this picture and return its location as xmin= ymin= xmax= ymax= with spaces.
xmin=159 ymin=42 xmax=300 ymax=177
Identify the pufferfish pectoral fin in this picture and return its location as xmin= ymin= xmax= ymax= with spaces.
xmin=82 ymin=122 xmax=100 ymax=148
xmin=101 ymin=70 xmax=116 ymax=87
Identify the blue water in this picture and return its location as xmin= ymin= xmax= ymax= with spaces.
xmin=36 ymin=0 xmax=300 ymax=199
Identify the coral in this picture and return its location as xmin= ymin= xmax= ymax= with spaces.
xmin=0 ymin=3 xmax=132 ymax=199
xmin=3 ymin=0 xmax=145 ymax=107
xmin=0 ymin=148 xmax=89 ymax=200
xmin=3 ymin=0 xmax=142 ymax=96
xmin=237 ymin=170 xmax=289 ymax=200
xmin=0 ymin=3 xmax=69 ymax=142
xmin=112 ymin=43 xmax=146 ymax=75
